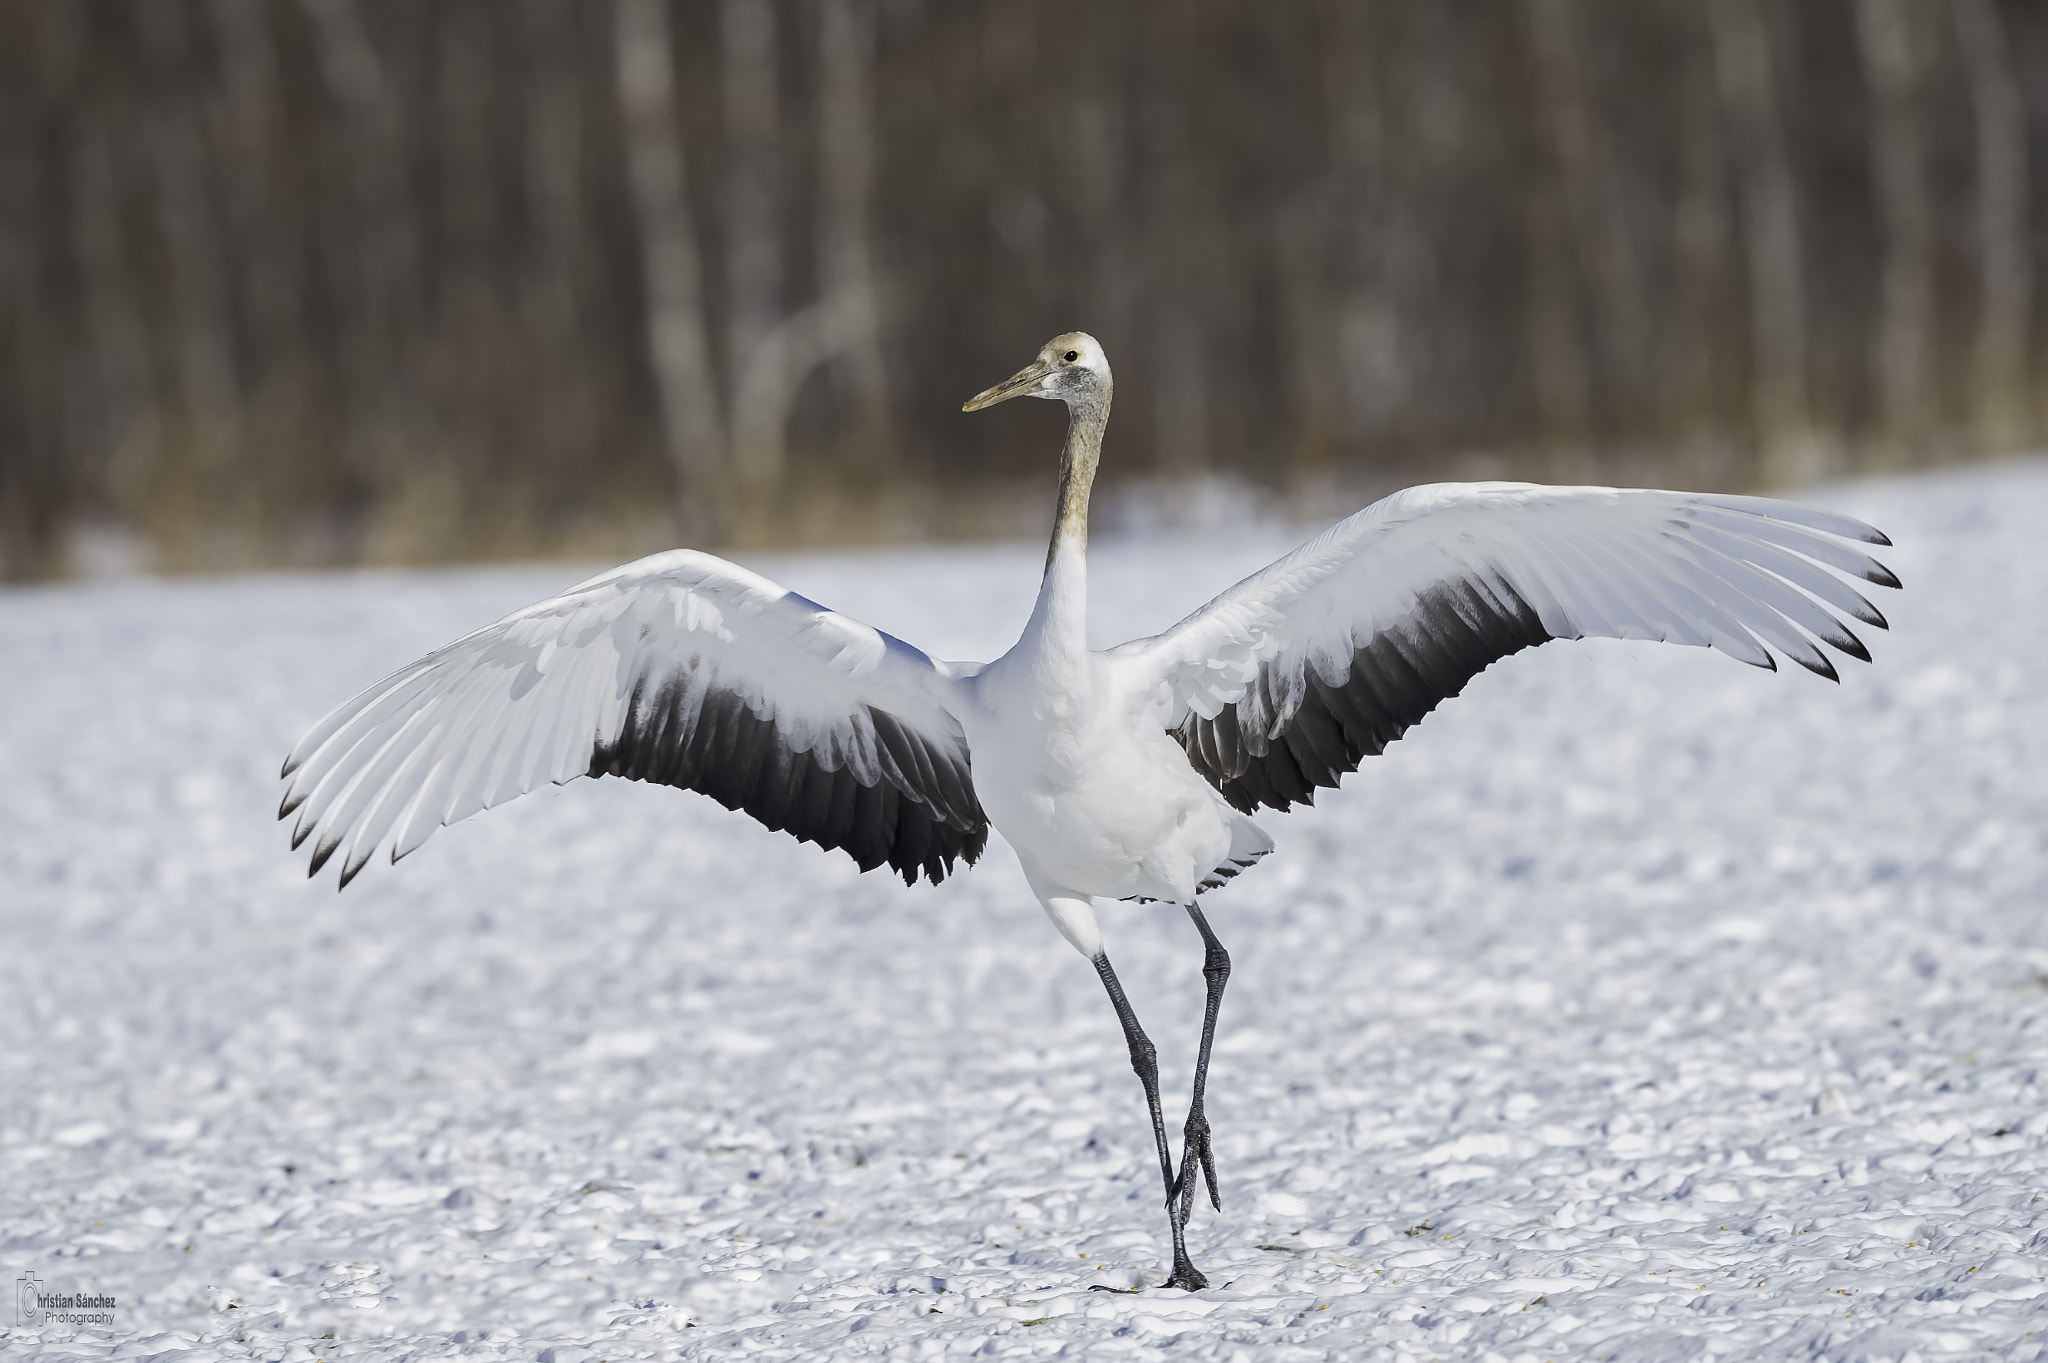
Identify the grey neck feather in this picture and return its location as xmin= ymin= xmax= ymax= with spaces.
xmin=1046 ymin=383 xmax=1111 ymax=576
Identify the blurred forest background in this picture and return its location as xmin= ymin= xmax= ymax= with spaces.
xmin=1 ymin=0 xmax=2044 ymax=580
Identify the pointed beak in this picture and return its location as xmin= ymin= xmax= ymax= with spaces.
xmin=962 ymin=358 xmax=1053 ymax=412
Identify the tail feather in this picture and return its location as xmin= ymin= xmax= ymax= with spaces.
xmin=1198 ymin=814 xmax=1274 ymax=892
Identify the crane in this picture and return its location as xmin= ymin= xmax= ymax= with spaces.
xmin=280 ymin=332 xmax=1899 ymax=1290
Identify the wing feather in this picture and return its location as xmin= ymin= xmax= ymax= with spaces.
xmin=1683 ymin=520 xmax=1888 ymax=628
xmin=1690 ymin=506 xmax=1901 ymax=585
xmin=1681 ymin=538 xmax=1869 ymax=660
xmin=339 ymin=725 xmax=447 ymax=888
xmin=283 ymin=550 xmax=988 ymax=888
xmin=1668 ymin=552 xmax=1833 ymax=680
xmin=1113 ymin=483 xmax=1897 ymax=815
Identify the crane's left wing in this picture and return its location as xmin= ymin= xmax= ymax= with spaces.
xmin=281 ymin=550 xmax=987 ymax=888
xmin=1107 ymin=483 xmax=1899 ymax=815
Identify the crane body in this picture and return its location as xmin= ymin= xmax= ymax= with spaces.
xmin=963 ymin=550 xmax=1255 ymax=938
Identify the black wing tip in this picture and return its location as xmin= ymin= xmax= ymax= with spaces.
xmin=1828 ymin=625 xmax=1871 ymax=665
xmin=280 ymin=756 xmax=300 ymax=780
xmin=307 ymin=835 xmax=341 ymax=877
xmin=1713 ymin=495 xmax=1894 ymax=548
xmin=1795 ymin=650 xmax=1841 ymax=683
xmin=1867 ymin=564 xmax=1903 ymax=590
xmin=278 ymin=790 xmax=305 ymax=821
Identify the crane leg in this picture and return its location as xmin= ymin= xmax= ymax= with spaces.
xmin=1167 ymin=903 xmax=1229 ymax=1228
xmin=1092 ymin=951 xmax=1208 ymax=1291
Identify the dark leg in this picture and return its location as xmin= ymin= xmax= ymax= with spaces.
xmin=1168 ymin=903 xmax=1230 ymax=1225
xmin=1092 ymin=951 xmax=1207 ymax=1291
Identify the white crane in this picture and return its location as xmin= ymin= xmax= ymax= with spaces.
xmin=281 ymin=333 xmax=1899 ymax=1290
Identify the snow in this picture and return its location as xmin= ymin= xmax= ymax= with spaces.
xmin=3 ymin=459 xmax=2046 ymax=1361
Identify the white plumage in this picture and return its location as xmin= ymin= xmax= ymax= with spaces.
xmin=280 ymin=332 xmax=1898 ymax=1290
xmin=282 ymin=551 xmax=983 ymax=890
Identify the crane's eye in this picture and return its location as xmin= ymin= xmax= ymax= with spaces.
xmin=1063 ymin=350 xmax=1079 ymax=363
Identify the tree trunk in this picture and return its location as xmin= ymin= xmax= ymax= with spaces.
xmin=1952 ymin=0 xmax=2032 ymax=453
xmin=58 ymin=7 xmax=154 ymax=568
xmin=72 ymin=123 xmax=158 ymax=521
xmin=814 ymin=0 xmax=891 ymax=463
xmin=0 ymin=4 xmax=70 ymax=577
xmin=1520 ymin=124 xmax=1590 ymax=466
xmin=513 ymin=0 xmax=600 ymax=527
xmin=1708 ymin=0 xmax=1816 ymax=485
xmin=1296 ymin=0 xmax=1385 ymax=472
xmin=615 ymin=0 xmax=727 ymax=540
xmin=1671 ymin=1 xmax=1738 ymax=468
xmin=135 ymin=0 xmax=244 ymax=567
xmin=1139 ymin=15 xmax=1214 ymax=489
xmin=1856 ymin=0 xmax=1935 ymax=465
xmin=723 ymin=0 xmax=783 ymax=484
xmin=298 ymin=0 xmax=419 ymax=513
xmin=1067 ymin=5 xmax=1137 ymax=361
xmin=1524 ymin=0 xmax=1647 ymax=442
xmin=206 ymin=0 xmax=298 ymax=395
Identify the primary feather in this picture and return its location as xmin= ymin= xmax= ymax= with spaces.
xmin=280 ymin=550 xmax=987 ymax=888
xmin=1109 ymin=483 xmax=1896 ymax=813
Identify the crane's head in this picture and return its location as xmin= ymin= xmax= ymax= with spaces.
xmin=962 ymin=332 xmax=1111 ymax=413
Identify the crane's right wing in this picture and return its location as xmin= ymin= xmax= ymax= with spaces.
xmin=281 ymin=551 xmax=988 ymax=889
xmin=1107 ymin=483 xmax=1899 ymax=815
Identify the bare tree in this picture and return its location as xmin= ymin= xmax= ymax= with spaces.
xmin=0 ymin=5 xmax=75 ymax=577
xmin=207 ymin=0 xmax=297 ymax=397
xmin=1295 ymin=1 xmax=1391 ymax=471
xmin=1708 ymin=0 xmax=1816 ymax=485
xmin=729 ymin=0 xmax=891 ymax=495
xmin=723 ymin=0 xmax=783 ymax=458
xmin=1952 ymin=0 xmax=2032 ymax=453
xmin=1670 ymin=0 xmax=1738 ymax=462
xmin=518 ymin=0 xmax=595 ymax=483
xmin=299 ymin=0 xmax=420 ymax=510
xmin=813 ymin=0 xmax=890 ymax=458
xmin=1140 ymin=14 xmax=1216 ymax=487
xmin=135 ymin=0 xmax=244 ymax=564
xmin=1524 ymin=0 xmax=1647 ymax=440
xmin=71 ymin=122 xmax=158 ymax=520
xmin=615 ymin=0 xmax=727 ymax=538
xmin=1063 ymin=9 xmax=1139 ymax=415
xmin=6 ymin=2 xmax=2045 ymax=580
xmin=1520 ymin=174 xmax=1590 ymax=468
xmin=729 ymin=283 xmax=875 ymax=490
xmin=1856 ymin=0 xmax=1936 ymax=464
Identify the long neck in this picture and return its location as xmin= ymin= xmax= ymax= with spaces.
xmin=1025 ymin=390 xmax=1108 ymax=658
xmin=1045 ymin=394 xmax=1108 ymax=576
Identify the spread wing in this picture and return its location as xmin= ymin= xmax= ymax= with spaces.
xmin=280 ymin=550 xmax=988 ymax=888
xmin=1108 ymin=483 xmax=1900 ymax=814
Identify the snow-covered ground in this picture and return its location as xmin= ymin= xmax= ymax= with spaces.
xmin=2 ymin=459 xmax=2045 ymax=1362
